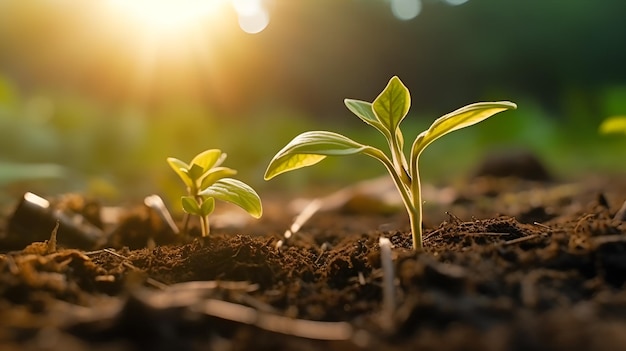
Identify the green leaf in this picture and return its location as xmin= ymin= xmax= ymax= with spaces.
xmin=167 ymin=157 xmax=193 ymax=188
xmin=200 ymin=178 xmax=263 ymax=218
xmin=200 ymin=167 xmax=238 ymax=190
xmin=344 ymin=99 xmax=390 ymax=139
xmin=199 ymin=197 xmax=215 ymax=216
xmin=599 ymin=116 xmax=626 ymax=135
xmin=264 ymin=131 xmax=368 ymax=180
xmin=373 ymin=76 xmax=411 ymax=134
xmin=190 ymin=149 xmax=223 ymax=172
xmin=187 ymin=163 xmax=206 ymax=182
xmin=181 ymin=196 xmax=201 ymax=215
xmin=412 ymin=101 xmax=517 ymax=157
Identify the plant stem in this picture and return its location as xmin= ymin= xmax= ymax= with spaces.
xmin=200 ymin=215 xmax=210 ymax=237
xmin=409 ymin=170 xmax=423 ymax=251
xmin=365 ymin=147 xmax=420 ymax=250
xmin=409 ymin=143 xmax=425 ymax=251
xmin=389 ymin=137 xmax=410 ymax=188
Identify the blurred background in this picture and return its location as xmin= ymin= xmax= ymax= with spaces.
xmin=1 ymin=0 xmax=626 ymax=204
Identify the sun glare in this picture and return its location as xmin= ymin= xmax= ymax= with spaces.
xmin=106 ymin=0 xmax=227 ymax=33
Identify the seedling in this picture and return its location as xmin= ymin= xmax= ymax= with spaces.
xmin=265 ymin=76 xmax=516 ymax=250
xmin=167 ymin=149 xmax=262 ymax=237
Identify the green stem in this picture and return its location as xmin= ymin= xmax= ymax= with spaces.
xmin=389 ymin=136 xmax=410 ymax=189
xmin=409 ymin=142 xmax=426 ymax=251
xmin=200 ymin=215 xmax=210 ymax=237
xmin=409 ymin=169 xmax=423 ymax=251
xmin=364 ymin=147 xmax=420 ymax=250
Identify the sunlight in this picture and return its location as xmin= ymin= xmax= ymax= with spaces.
xmin=106 ymin=0 xmax=227 ymax=33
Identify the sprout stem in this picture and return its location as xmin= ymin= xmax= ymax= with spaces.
xmin=200 ymin=215 xmax=210 ymax=237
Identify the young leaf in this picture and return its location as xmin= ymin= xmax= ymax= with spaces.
xmin=181 ymin=196 xmax=201 ymax=215
xmin=187 ymin=163 xmax=207 ymax=182
xmin=344 ymin=99 xmax=390 ymax=139
xmin=373 ymin=76 xmax=411 ymax=134
xmin=167 ymin=157 xmax=193 ymax=188
xmin=199 ymin=196 xmax=216 ymax=217
xmin=264 ymin=131 xmax=368 ymax=180
xmin=412 ymin=101 xmax=517 ymax=157
xmin=190 ymin=149 xmax=223 ymax=172
xmin=200 ymin=178 xmax=263 ymax=218
xmin=599 ymin=116 xmax=626 ymax=135
xmin=200 ymin=166 xmax=238 ymax=190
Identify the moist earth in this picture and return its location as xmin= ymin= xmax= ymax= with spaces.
xmin=1 ymin=170 xmax=626 ymax=351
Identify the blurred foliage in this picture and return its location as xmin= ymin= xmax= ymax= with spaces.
xmin=1 ymin=0 xmax=626 ymax=204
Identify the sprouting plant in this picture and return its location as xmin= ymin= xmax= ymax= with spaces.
xmin=264 ymin=76 xmax=516 ymax=250
xmin=599 ymin=116 xmax=626 ymax=135
xmin=167 ymin=149 xmax=262 ymax=237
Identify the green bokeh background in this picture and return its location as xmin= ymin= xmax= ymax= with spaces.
xmin=1 ymin=0 xmax=626 ymax=205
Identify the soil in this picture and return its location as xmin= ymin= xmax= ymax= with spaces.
xmin=1 ymin=161 xmax=626 ymax=350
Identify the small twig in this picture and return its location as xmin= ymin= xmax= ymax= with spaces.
xmin=590 ymin=234 xmax=626 ymax=247
xmin=533 ymin=222 xmax=551 ymax=230
xmin=574 ymin=214 xmax=595 ymax=233
xmin=47 ymin=220 xmax=59 ymax=254
xmin=502 ymin=234 xmax=541 ymax=246
xmin=166 ymin=280 xmax=259 ymax=293
xmin=4 ymin=255 xmax=19 ymax=275
xmin=144 ymin=195 xmax=180 ymax=234
xmin=191 ymin=298 xmax=356 ymax=341
xmin=460 ymin=232 xmax=511 ymax=237
xmin=277 ymin=199 xmax=322 ymax=249
xmin=379 ymin=237 xmax=395 ymax=331
xmin=358 ymin=272 xmax=366 ymax=286
xmin=314 ymin=242 xmax=331 ymax=264
xmin=614 ymin=200 xmax=626 ymax=222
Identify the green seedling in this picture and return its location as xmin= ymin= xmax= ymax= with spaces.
xmin=167 ymin=149 xmax=262 ymax=237
xmin=599 ymin=116 xmax=626 ymax=135
xmin=265 ymin=76 xmax=516 ymax=250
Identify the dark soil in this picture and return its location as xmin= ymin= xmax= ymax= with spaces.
xmin=2 ymin=170 xmax=626 ymax=350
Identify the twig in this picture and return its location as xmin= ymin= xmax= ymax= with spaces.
xmin=533 ymin=222 xmax=551 ymax=230
xmin=502 ymin=234 xmax=541 ymax=246
xmin=191 ymin=298 xmax=356 ymax=341
xmin=574 ymin=214 xmax=595 ymax=233
xmin=144 ymin=195 xmax=180 ymax=234
xmin=277 ymin=199 xmax=322 ymax=249
xmin=379 ymin=237 xmax=395 ymax=331
xmin=614 ymin=200 xmax=626 ymax=222
xmin=47 ymin=220 xmax=59 ymax=254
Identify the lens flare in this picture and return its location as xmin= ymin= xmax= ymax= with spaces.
xmin=106 ymin=0 xmax=225 ymax=33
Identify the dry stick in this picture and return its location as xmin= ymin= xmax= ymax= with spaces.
xmin=47 ymin=220 xmax=60 ymax=254
xmin=614 ymin=200 xmax=626 ymax=222
xmin=379 ymin=237 xmax=395 ymax=332
xmin=144 ymin=195 xmax=180 ymax=234
xmin=276 ymin=199 xmax=322 ymax=249
xmin=590 ymin=234 xmax=626 ymax=247
xmin=502 ymin=234 xmax=541 ymax=246
xmin=574 ymin=214 xmax=595 ymax=233
xmin=533 ymin=222 xmax=551 ymax=230
xmin=191 ymin=298 xmax=356 ymax=341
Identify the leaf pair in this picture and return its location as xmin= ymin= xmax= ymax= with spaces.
xmin=167 ymin=149 xmax=234 ymax=194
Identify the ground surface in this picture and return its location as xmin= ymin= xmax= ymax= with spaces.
xmin=1 ymin=167 xmax=626 ymax=350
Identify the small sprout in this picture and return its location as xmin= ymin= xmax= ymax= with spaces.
xmin=265 ymin=76 xmax=516 ymax=250
xmin=167 ymin=149 xmax=262 ymax=237
xmin=599 ymin=116 xmax=626 ymax=135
